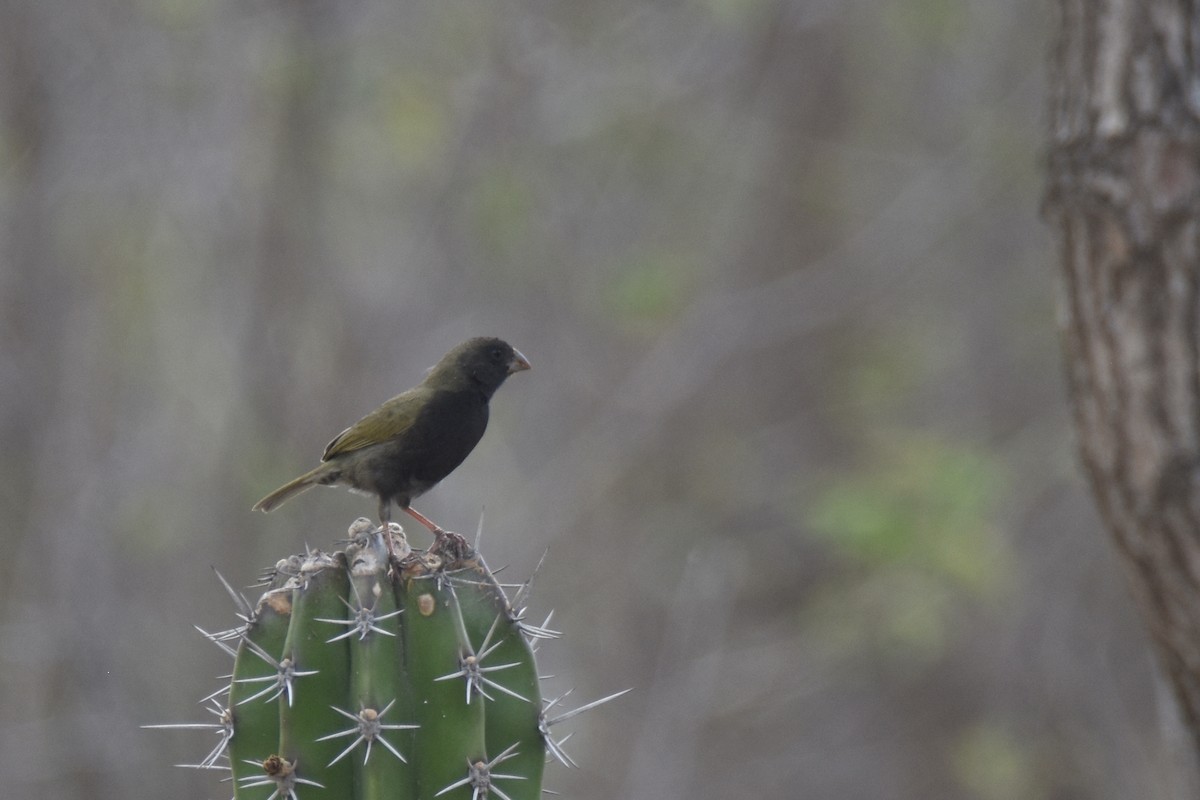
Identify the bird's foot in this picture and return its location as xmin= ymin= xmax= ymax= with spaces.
xmin=376 ymin=523 xmax=407 ymax=575
xmin=429 ymin=528 xmax=471 ymax=561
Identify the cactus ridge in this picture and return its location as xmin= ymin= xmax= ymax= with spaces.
xmin=149 ymin=517 xmax=629 ymax=799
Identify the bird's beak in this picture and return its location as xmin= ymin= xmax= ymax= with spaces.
xmin=508 ymin=348 xmax=532 ymax=374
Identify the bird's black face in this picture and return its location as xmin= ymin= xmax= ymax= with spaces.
xmin=455 ymin=337 xmax=531 ymax=396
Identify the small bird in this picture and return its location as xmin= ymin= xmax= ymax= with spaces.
xmin=253 ymin=337 xmax=530 ymax=556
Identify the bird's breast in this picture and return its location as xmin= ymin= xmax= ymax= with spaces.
xmin=354 ymin=390 xmax=489 ymax=500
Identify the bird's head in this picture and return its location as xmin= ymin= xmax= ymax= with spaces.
xmin=428 ymin=337 xmax=530 ymax=398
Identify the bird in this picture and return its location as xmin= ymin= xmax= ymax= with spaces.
xmin=253 ymin=337 xmax=530 ymax=557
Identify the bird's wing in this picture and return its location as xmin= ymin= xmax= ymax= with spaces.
xmin=321 ymin=387 xmax=428 ymax=460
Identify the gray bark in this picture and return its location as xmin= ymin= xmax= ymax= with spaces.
xmin=1046 ymin=0 xmax=1200 ymax=751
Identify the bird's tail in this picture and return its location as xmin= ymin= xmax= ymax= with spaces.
xmin=252 ymin=465 xmax=327 ymax=512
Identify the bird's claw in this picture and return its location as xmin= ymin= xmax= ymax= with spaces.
xmin=429 ymin=529 xmax=471 ymax=561
xmin=375 ymin=523 xmax=409 ymax=575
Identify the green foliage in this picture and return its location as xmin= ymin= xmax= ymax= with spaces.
xmin=606 ymin=250 xmax=696 ymax=332
xmin=883 ymin=0 xmax=969 ymax=51
xmin=804 ymin=435 xmax=1012 ymax=667
xmin=381 ymin=82 xmax=448 ymax=169
xmin=809 ymin=434 xmax=1009 ymax=594
xmin=700 ymin=0 xmax=770 ymax=26
xmin=951 ymin=723 xmax=1039 ymax=800
xmin=468 ymin=165 xmax=537 ymax=266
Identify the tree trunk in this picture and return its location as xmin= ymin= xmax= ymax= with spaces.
xmin=1046 ymin=0 xmax=1200 ymax=753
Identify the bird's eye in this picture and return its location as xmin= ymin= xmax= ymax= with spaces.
xmin=491 ymin=348 xmax=503 ymax=360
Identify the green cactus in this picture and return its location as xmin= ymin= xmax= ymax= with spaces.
xmin=150 ymin=517 xmax=627 ymax=799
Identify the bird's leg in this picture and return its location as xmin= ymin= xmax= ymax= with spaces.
xmin=402 ymin=505 xmax=442 ymax=534
xmin=378 ymin=500 xmax=396 ymax=561
xmin=404 ymin=506 xmax=469 ymax=558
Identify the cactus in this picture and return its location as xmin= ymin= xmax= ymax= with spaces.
xmin=149 ymin=517 xmax=628 ymax=799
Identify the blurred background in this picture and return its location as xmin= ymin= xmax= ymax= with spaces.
xmin=0 ymin=0 xmax=1190 ymax=798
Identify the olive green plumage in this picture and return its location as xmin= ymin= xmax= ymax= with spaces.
xmin=253 ymin=337 xmax=530 ymax=536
